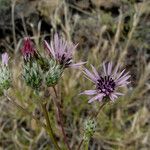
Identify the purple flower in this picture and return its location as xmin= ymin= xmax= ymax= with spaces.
xmin=2 ymin=52 xmax=9 ymax=66
xmin=21 ymin=38 xmax=36 ymax=60
xmin=81 ymin=62 xmax=130 ymax=103
xmin=44 ymin=33 xmax=85 ymax=68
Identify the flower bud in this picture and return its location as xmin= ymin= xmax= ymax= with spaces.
xmin=23 ymin=62 xmax=42 ymax=90
xmin=0 ymin=66 xmax=11 ymax=95
xmin=83 ymin=118 xmax=96 ymax=141
xmin=21 ymin=38 xmax=36 ymax=60
xmin=45 ymin=60 xmax=63 ymax=87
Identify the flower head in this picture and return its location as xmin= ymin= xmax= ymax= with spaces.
xmin=23 ymin=62 xmax=42 ymax=90
xmin=81 ymin=62 xmax=130 ymax=103
xmin=21 ymin=38 xmax=36 ymax=60
xmin=45 ymin=60 xmax=63 ymax=87
xmin=44 ymin=33 xmax=85 ymax=68
xmin=2 ymin=52 xmax=9 ymax=66
xmin=83 ymin=118 xmax=96 ymax=141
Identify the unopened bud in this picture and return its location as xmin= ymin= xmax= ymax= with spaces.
xmin=0 ymin=66 xmax=11 ymax=95
xmin=83 ymin=118 xmax=96 ymax=141
xmin=45 ymin=60 xmax=63 ymax=87
xmin=23 ymin=62 xmax=42 ymax=89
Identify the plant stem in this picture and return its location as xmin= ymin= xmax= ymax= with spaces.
xmin=93 ymin=102 xmax=107 ymax=118
xmin=85 ymin=141 xmax=89 ymax=150
xmin=4 ymin=92 xmax=61 ymax=150
xmin=41 ymin=103 xmax=61 ymax=150
xmin=53 ymin=86 xmax=71 ymax=150
xmin=77 ymin=139 xmax=83 ymax=150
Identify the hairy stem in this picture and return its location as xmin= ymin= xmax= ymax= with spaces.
xmin=52 ymin=86 xmax=71 ymax=150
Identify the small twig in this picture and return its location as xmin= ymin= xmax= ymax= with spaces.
xmin=52 ymin=86 xmax=71 ymax=150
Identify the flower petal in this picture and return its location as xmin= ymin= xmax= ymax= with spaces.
xmin=112 ymin=64 xmax=119 ymax=78
xmin=109 ymin=93 xmax=118 ymax=102
xmin=103 ymin=62 xmax=107 ymax=75
xmin=115 ymin=69 xmax=126 ymax=80
xmin=83 ymin=67 xmax=97 ymax=82
xmin=44 ymin=40 xmax=56 ymax=58
xmin=88 ymin=94 xmax=104 ymax=103
xmin=107 ymin=62 xmax=112 ymax=75
xmin=80 ymin=90 xmax=97 ymax=95
xmin=91 ymin=65 xmax=99 ymax=78
xmin=116 ymin=75 xmax=131 ymax=86
xmin=68 ymin=62 xmax=86 ymax=68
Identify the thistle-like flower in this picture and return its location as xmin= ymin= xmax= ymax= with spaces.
xmin=81 ymin=62 xmax=130 ymax=103
xmin=21 ymin=38 xmax=36 ymax=60
xmin=44 ymin=33 xmax=85 ymax=68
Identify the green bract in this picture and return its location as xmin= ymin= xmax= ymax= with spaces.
xmin=45 ymin=60 xmax=63 ymax=87
xmin=23 ymin=62 xmax=42 ymax=90
xmin=83 ymin=118 xmax=96 ymax=141
xmin=0 ymin=66 xmax=11 ymax=95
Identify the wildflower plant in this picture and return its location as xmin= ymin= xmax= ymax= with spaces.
xmin=2 ymin=32 xmax=131 ymax=150
xmin=19 ymin=33 xmax=85 ymax=150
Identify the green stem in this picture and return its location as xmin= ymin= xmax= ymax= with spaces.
xmin=5 ymin=92 xmax=61 ymax=150
xmin=85 ymin=141 xmax=89 ymax=150
xmin=93 ymin=102 xmax=107 ymax=118
xmin=41 ymin=103 xmax=61 ymax=150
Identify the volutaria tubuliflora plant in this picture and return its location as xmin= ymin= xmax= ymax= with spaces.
xmin=1 ymin=33 xmax=130 ymax=150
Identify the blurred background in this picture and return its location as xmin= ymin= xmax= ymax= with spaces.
xmin=0 ymin=0 xmax=150 ymax=149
